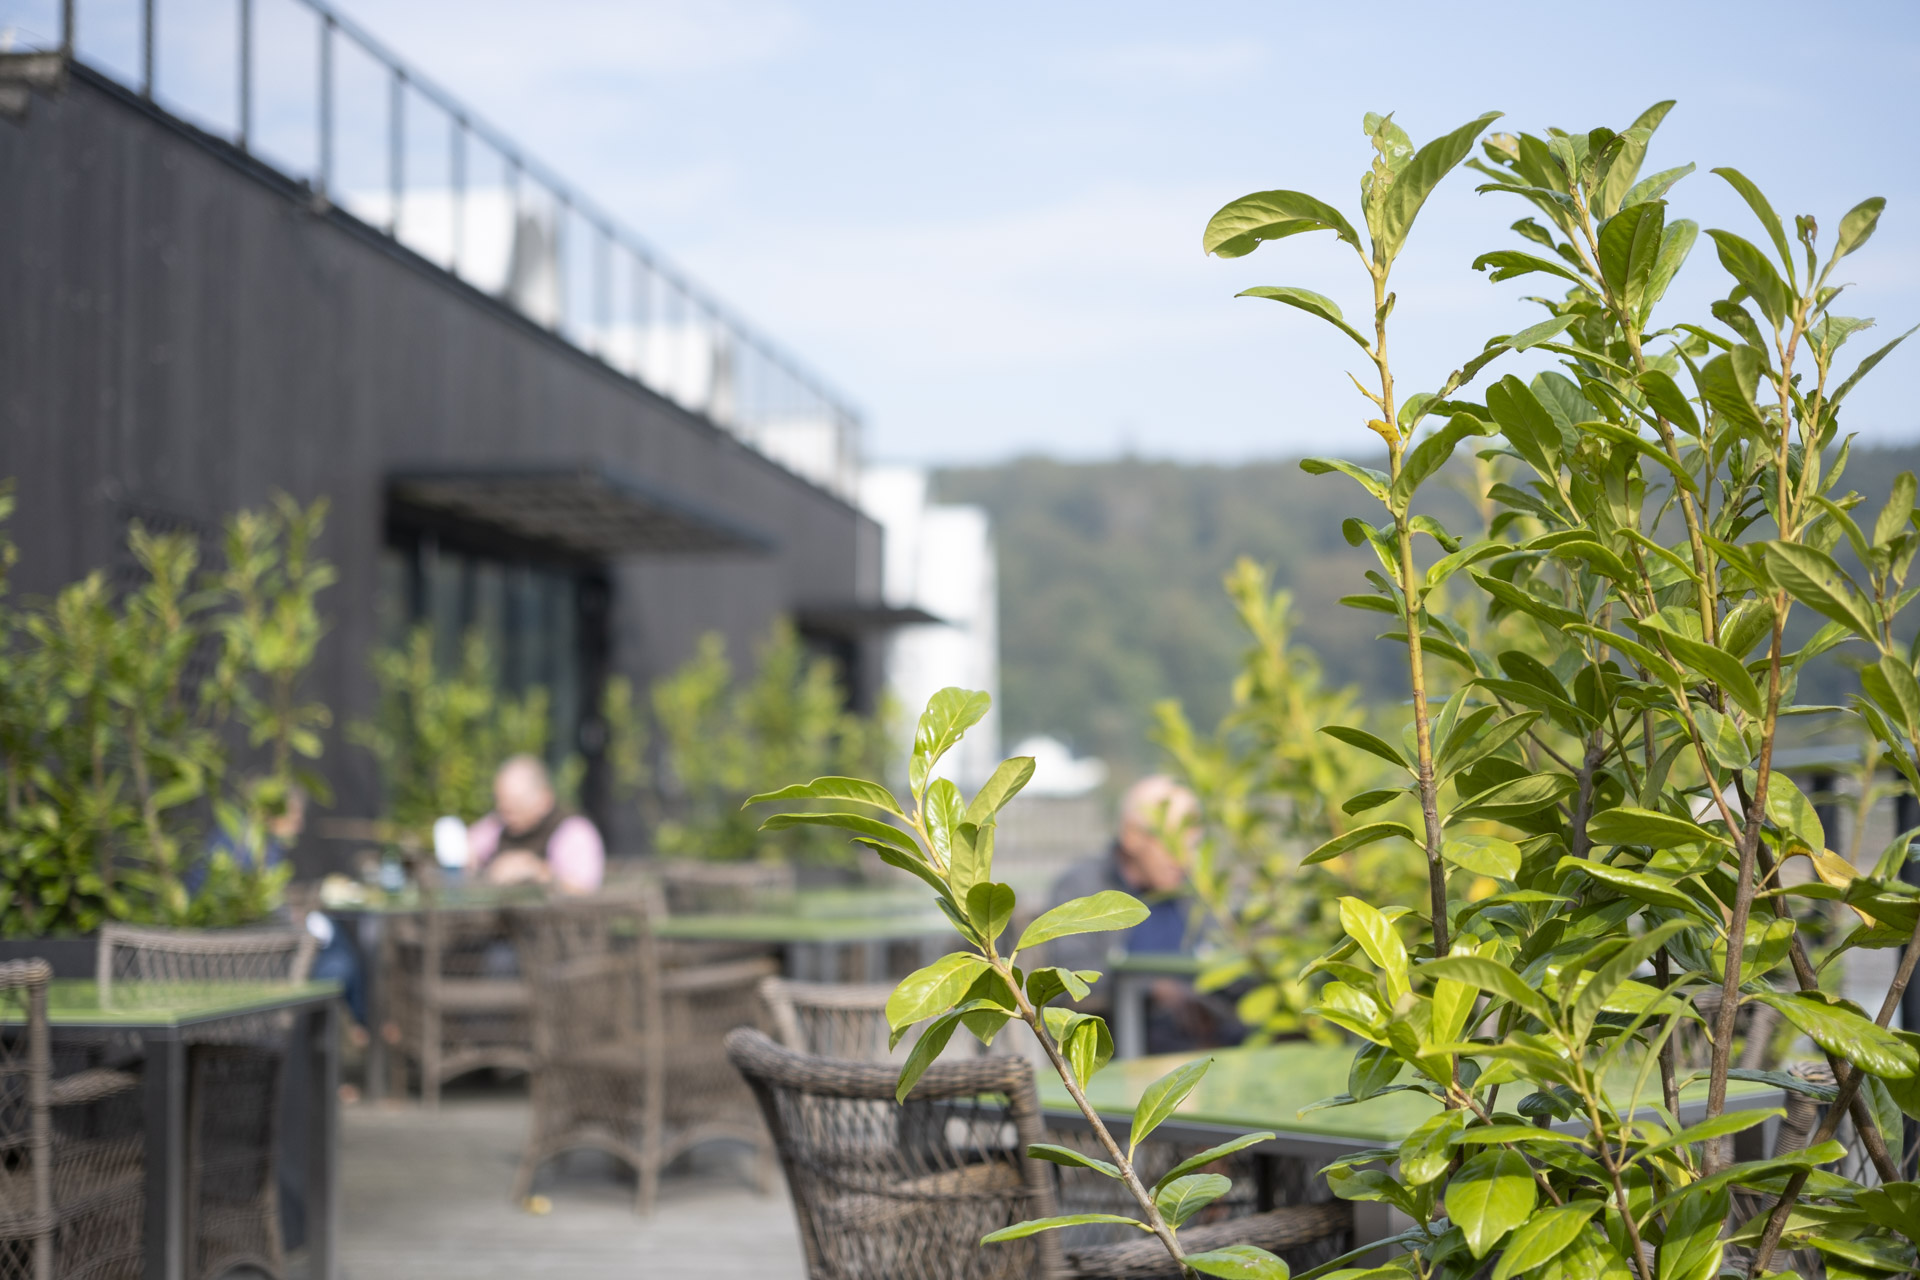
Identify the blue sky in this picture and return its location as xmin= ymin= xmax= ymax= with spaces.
xmin=14 ymin=0 xmax=1920 ymax=464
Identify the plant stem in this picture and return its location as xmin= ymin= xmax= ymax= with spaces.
xmin=995 ymin=958 xmax=1190 ymax=1274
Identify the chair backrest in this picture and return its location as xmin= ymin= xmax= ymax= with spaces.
xmin=515 ymin=894 xmax=658 ymax=1064
xmin=759 ymin=978 xmax=898 ymax=1061
xmin=725 ymin=1027 xmax=1062 ymax=1280
xmin=0 ymin=958 xmax=53 ymax=1280
xmin=96 ymin=924 xmax=317 ymax=1003
xmin=658 ymin=860 xmax=794 ymax=915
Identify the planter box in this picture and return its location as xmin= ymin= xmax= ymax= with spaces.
xmin=0 ymin=935 xmax=97 ymax=977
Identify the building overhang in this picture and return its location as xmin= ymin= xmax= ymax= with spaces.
xmin=388 ymin=464 xmax=774 ymax=557
xmin=794 ymin=602 xmax=948 ymax=636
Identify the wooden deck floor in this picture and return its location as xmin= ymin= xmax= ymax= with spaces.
xmin=331 ymin=1089 xmax=805 ymax=1279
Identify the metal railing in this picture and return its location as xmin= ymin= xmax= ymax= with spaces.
xmin=11 ymin=0 xmax=862 ymax=499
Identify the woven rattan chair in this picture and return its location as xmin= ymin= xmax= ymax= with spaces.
xmin=1 ymin=959 xmax=145 ymax=1280
xmin=95 ymin=924 xmax=316 ymax=1002
xmin=385 ymin=904 xmax=531 ymax=1107
xmin=759 ymin=979 xmax=900 ymax=1061
xmin=726 ymin=1026 xmax=1063 ymax=1279
xmin=514 ymin=895 xmax=776 ymax=1213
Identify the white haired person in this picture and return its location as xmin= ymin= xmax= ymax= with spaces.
xmin=1044 ymin=774 xmax=1239 ymax=1053
xmin=466 ymin=754 xmax=605 ymax=895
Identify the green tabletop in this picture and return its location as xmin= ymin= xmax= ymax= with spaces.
xmin=655 ymin=907 xmax=957 ymax=944
xmin=1040 ymin=1042 xmax=1782 ymax=1144
xmin=3 ymin=979 xmax=343 ymax=1026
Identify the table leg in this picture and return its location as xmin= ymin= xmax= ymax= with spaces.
xmin=1350 ymin=1201 xmax=1414 ymax=1263
xmin=782 ymin=942 xmax=805 ymax=982
xmin=862 ymin=940 xmax=885 ymax=983
xmin=141 ymin=1031 xmax=185 ymax=1280
xmin=359 ymin=914 xmax=387 ymax=1104
xmin=1112 ymin=974 xmax=1147 ymax=1060
xmin=307 ymin=1002 xmax=340 ymax=1280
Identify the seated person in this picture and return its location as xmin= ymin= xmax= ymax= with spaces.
xmin=1046 ymin=775 xmax=1239 ymax=1053
xmin=466 ymin=754 xmax=605 ymax=895
xmin=199 ymin=787 xmax=367 ymax=1029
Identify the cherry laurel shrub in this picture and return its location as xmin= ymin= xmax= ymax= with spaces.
xmin=755 ymin=104 xmax=1920 ymax=1280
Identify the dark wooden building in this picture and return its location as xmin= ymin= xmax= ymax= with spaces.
xmin=0 ymin=62 xmax=885 ymax=867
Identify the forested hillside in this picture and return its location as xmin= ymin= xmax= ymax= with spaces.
xmin=936 ymin=441 xmax=1920 ymax=781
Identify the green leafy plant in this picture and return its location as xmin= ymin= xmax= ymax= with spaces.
xmin=750 ymin=686 xmax=1294 ymax=1278
xmin=1200 ymin=100 xmax=1920 ymax=1280
xmin=0 ymin=490 xmax=335 ymax=933
xmin=655 ymin=619 xmax=889 ymax=864
xmin=1154 ymin=557 xmax=1426 ymax=1040
xmin=350 ymin=626 xmax=579 ymax=839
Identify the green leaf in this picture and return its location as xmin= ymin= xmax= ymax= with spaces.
xmin=1183 ymin=1245 xmax=1292 ymax=1279
xmin=1339 ymin=896 xmax=1410 ymax=1002
xmin=743 ymin=774 xmax=904 ymax=816
xmin=964 ymin=756 xmax=1036 ymax=826
xmin=1375 ymin=111 xmax=1503 ymax=265
xmin=1656 ymin=1183 xmax=1730 ymax=1280
xmin=1393 ymin=413 xmax=1494 ymax=507
xmin=1833 ymin=322 xmax=1920 ymax=408
xmin=1633 ymin=1109 xmax=1782 ymax=1164
xmin=1759 ymin=540 xmax=1879 ymax=640
xmin=981 ymin=1213 xmax=1144 ymax=1244
xmin=1486 ymin=375 xmax=1564 ymax=476
xmin=1584 ymin=805 xmax=1729 ymax=849
xmin=1445 ymin=1148 xmax=1535 ymax=1259
xmin=1026 ymin=1143 xmax=1119 ymax=1178
xmin=1319 ymin=724 xmax=1409 ymax=769
xmin=894 ymin=1009 xmax=963 ymax=1101
xmin=1303 ymin=821 xmax=1419 ymax=866
xmin=911 ymin=687 xmax=992 ymax=796
xmin=1598 ymin=200 xmax=1666 ymax=311
xmin=1569 ymin=918 xmax=1692 ymax=1044
xmin=1156 ymin=1173 xmax=1232 ymax=1227
xmin=1752 ymin=991 xmax=1918 ymax=1079
xmin=1620 ymin=162 xmax=1695 ymax=212
xmin=965 ymin=882 xmax=1015 ymax=945
xmin=1555 ymin=857 xmax=1717 ymax=922
xmin=886 ymin=952 xmax=989 ymax=1030
xmin=1833 ymin=195 xmax=1886 ymax=264
xmin=1025 ymin=966 xmax=1096 ymax=1008
xmin=1630 ymin=622 xmax=1762 ymax=718
xmin=1238 ymin=286 xmax=1370 ymax=350
xmin=1442 ymin=834 xmax=1521 ymax=880
xmin=1421 ymin=954 xmax=1553 ymax=1023
xmin=1454 ymin=771 xmax=1576 ymax=820
xmin=1152 ymin=1132 xmax=1278 ymax=1193
xmin=1713 ymin=167 xmax=1794 ymax=282
xmin=1706 ymin=229 xmax=1791 ymax=326
xmin=1472 ymin=249 xmax=1587 ymax=286
xmin=1399 ymin=1109 xmax=1470 ymax=1185
xmin=1854 ymin=1181 xmax=1920 ymax=1241
xmin=1765 ymin=773 xmax=1826 ymax=854
xmin=1204 ymin=189 xmax=1362 ymax=258
xmin=1044 ymin=1006 xmax=1116 ymax=1088
xmin=1697 ymin=350 xmax=1766 ymax=436
xmin=1300 ymin=456 xmax=1390 ymax=503
xmin=760 ymin=810 xmax=921 ymax=856
xmin=1491 ymin=1201 xmax=1601 ymax=1280
xmin=948 ymin=817 xmax=993 ymax=898
xmin=1015 ymin=890 xmax=1149 ymax=952
xmin=1131 ymin=1057 xmax=1212 ymax=1154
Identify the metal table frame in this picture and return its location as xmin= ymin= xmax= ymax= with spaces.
xmin=37 ymin=983 xmax=341 ymax=1280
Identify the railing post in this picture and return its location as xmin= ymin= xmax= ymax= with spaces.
xmin=141 ymin=0 xmax=154 ymax=97
xmin=237 ymin=0 xmax=252 ymax=151
xmin=555 ymin=195 xmax=570 ymax=333
xmin=317 ymin=15 xmax=334 ymax=201
xmin=60 ymin=0 xmax=74 ymax=57
xmin=450 ymin=118 xmax=466 ymax=275
xmin=389 ymin=68 xmax=405 ymax=236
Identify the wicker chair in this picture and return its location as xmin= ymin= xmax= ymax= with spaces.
xmin=95 ymin=924 xmax=316 ymax=1002
xmin=385 ymin=904 xmax=532 ymax=1107
xmin=727 ymin=1028 xmax=1350 ymax=1280
xmin=514 ymin=895 xmax=776 ymax=1213
xmin=0 ymin=959 xmax=145 ymax=1280
xmin=759 ymin=979 xmax=901 ymax=1061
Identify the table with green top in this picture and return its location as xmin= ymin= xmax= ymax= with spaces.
xmin=1038 ymin=1041 xmax=1786 ymax=1252
xmin=15 ymin=980 xmax=342 ymax=1280
xmin=654 ymin=888 xmax=961 ymax=981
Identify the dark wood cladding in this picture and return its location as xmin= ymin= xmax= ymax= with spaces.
xmin=0 ymin=68 xmax=883 ymax=867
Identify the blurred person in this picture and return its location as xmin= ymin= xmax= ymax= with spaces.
xmin=467 ymin=754 xmax=605 ymax=895
xmin=199 ymin=787 xmax=368 ymax=1030
xmin=1045 ymin=774 xmax=1239 ymax=1052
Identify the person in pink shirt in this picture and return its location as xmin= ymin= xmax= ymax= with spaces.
xmin=466 ymin=754 xmax=605 ymax=895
